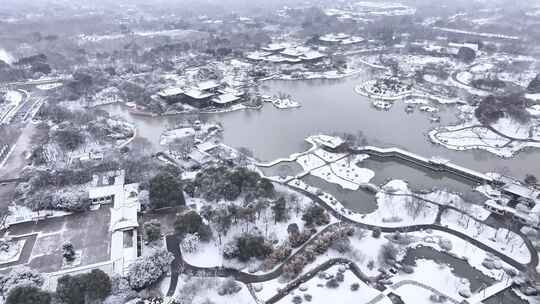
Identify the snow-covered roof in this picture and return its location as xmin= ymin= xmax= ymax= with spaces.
xmin=184 ymin=89 xmax=215 ymax=100
xmin=198 ymin=80 xmax=220 ymax=91
xmin=109 ymin=183 xmax=140 ymax=232
xmin=502 ymin=183 xmax=538 ymax=200
xmin=300 ymin=50 xmax=326 ymax=60
xmin=246 ymin=51 xmax=272 ymax=60
xmin=264 ymin=55 xmax=301 ymax=63
xmin=158 ymin=87 xmax=184 ymax=97
xmin=197 ymin=141 xmax=218 ymax=152
xmin=341 ymin=36 xmax=365 ymax=45
xmin=212 ymin=93 xmax=241 ymax=105
xmin=262 ymin=43 xmax=289 ymax=52
xmin=189 ymin=149 xmax=213 ymax=164
xmin=281 ymin=48 xmax=304 ymax=57
xmin=319 ymin=33 xmax=350 ymax=42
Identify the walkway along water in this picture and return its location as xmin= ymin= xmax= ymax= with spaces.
xmin=164 ymin=183 xmax=537 ymax=300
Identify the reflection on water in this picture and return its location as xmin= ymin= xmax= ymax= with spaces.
xmin=362 ymin=156 xmax=486 ymax=204
xmin=402 ymin=246 xmax=494 ymax=292
xmin=403 ymin=246 xmax=526 ymax=303
xmin=100 ymin=76 xmax=540 ymax=180
xmin=484 ymin=289 xmax=528 ymax=304
xmin=302 ymin=175 xmax=378 ymax=214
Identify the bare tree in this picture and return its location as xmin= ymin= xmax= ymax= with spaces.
xmin=169 ymin=136 xmax=195 ymax=160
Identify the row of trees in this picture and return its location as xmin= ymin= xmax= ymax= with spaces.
xmin=0 ymin=267 xmax=110 ymax=304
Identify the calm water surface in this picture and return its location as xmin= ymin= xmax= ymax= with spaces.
xmin=101 ymin=76 xmax=540 ymax=180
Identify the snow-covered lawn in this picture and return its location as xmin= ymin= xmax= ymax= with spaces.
xmin=330 ymin=155 xmax=374 ymax=185
xmin=420 ymin=190 xmax=490 ymax=221
xmin=275 ymin=265 xmax=389 ymax=304
xmin=295 ymin=145 xmax=374 ymax=191
xmin=408 ymin=230 xmax=516 ymax=280
xmin=296 ymin=153 xmax=326 ymax=172
xmin=311 ymin=165 xmax=360 ymax=190
xmin=396 ymin=259 xmax=471 ymax=301
xmin=440 ymin=209 xmax=530 ymax=264
xmin=182 ymin=241 xmax=224 ymax=268
xmin=366 ymin=180 xmax=439 ymax=227
xmin=173 ymin=275 xmax=254 ymax=304
xmin=392 ymin=283 xmax=444 ymax=304
xmin=427 ymin=121 xmax=540 ymax=157
xmin=313 ymin=148 xmax=346 ymax=163
xmin=160 ymin=123 xmax=221 ymax=146
xmin=290 ymin=178 xmax=438 ymax=228
xmin=490 ymin=117 xmax=536 ymax=140
xmin=36 ymin=83 xmax=63 ymax=90
xmin=182 ymin=184 xmax=337 ymax=272
xmin=0 ymin=238 xmax=25 ymax=264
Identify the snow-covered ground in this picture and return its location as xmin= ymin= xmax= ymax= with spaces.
xmin=36 ymin=83 xmax=63 ymax=90
xmin=172 ymin=275 xmax=254 ymax=304
xmin=440 ymin=209 xmax=530 ymax=264
xmin=408 ymin=230 xmax=516 ymax=280
xmin=395 ymin=259 xmax=471 ymax=301
xmin=429 ymin=119 xmax=540 ymax=158
xmin=274 ymin=265 xmax=390 ymax=304
xmin=0 ymin=238 xmax=25 ymax=264
xmin=290 ymin=178 xmax=438 ymax=228
xmin=367 ymin=180 xmax=439 ymax=226
xmin=182 ymin=185 xmax=337 ymax=272
xmin=392 ymin=283 xmax=447 ymax=304
xmin=420 ymin=190 xmax=490 ymax=221
xmin=0 ymin=48 xmax=14 ymax=64
xmin=160 ymin=123 xmax=221 ymax=146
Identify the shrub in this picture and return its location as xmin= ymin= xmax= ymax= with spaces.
xmin=6 ymin=286 xmax=50 ymax=304
xmin=336 ymin=272 xmax=344 ymax=282
xmin=149 ymin=172 xmax=186 ymax=209
xmin=217 ymin=278 xmax=242 ymax=296
xmin=224 ymin=234 xmax=273 ymax=262
xmin=181 ymin=233 xmax=200 ymax=253
xmin=271 ymin=197 xmax=288 ymax=223
xmin=54 ymin=128 xmax=85 ymax=151
xmin=189 ymin=166 xmax=275 ymax=202
xmin=304 ymin=294 xmax=312 ymax=302
xmin=379 ymin=243 xmax=399 ymax=266
xmin=174 ymin=211 xmax=212 ymax=241
xmin=0 ymin=267 xmax=44 ymax=296
xmin=62 ymin=242 xmax=76 ymax=262
xmin=456 ymin=47 xmax=476 ymax=63
xmin=56 ymin=269 xmax=111 ymax=304
xmin=127 ymin=249 xmax=174 ymax=290
xmin=351 ymin=283 xmax=360 ymax=291
xmin=302 ymin=205 xmax=329 ymax=226
xmin=263 ymin=244 xmax=292 ymax=270
xmin=84 ymin=269 xmax=112 ymax=301
xmin=144 ymin=221 xmax=162 ymax=242
xmin=289 ymin=229 xmax=313 ymax=248
xmin=326 ymin=278 xmax=339 ymax=288
xmin=292 ymin=295 xmax=303 ymax=304
xmin=330 ymin=236 xmax=351 ymax=253
xmin=372 ymin=228 xmax=382 ymax=238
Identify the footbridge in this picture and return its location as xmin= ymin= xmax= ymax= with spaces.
xmin=466 ymin=280 xmax=514 ymax=304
